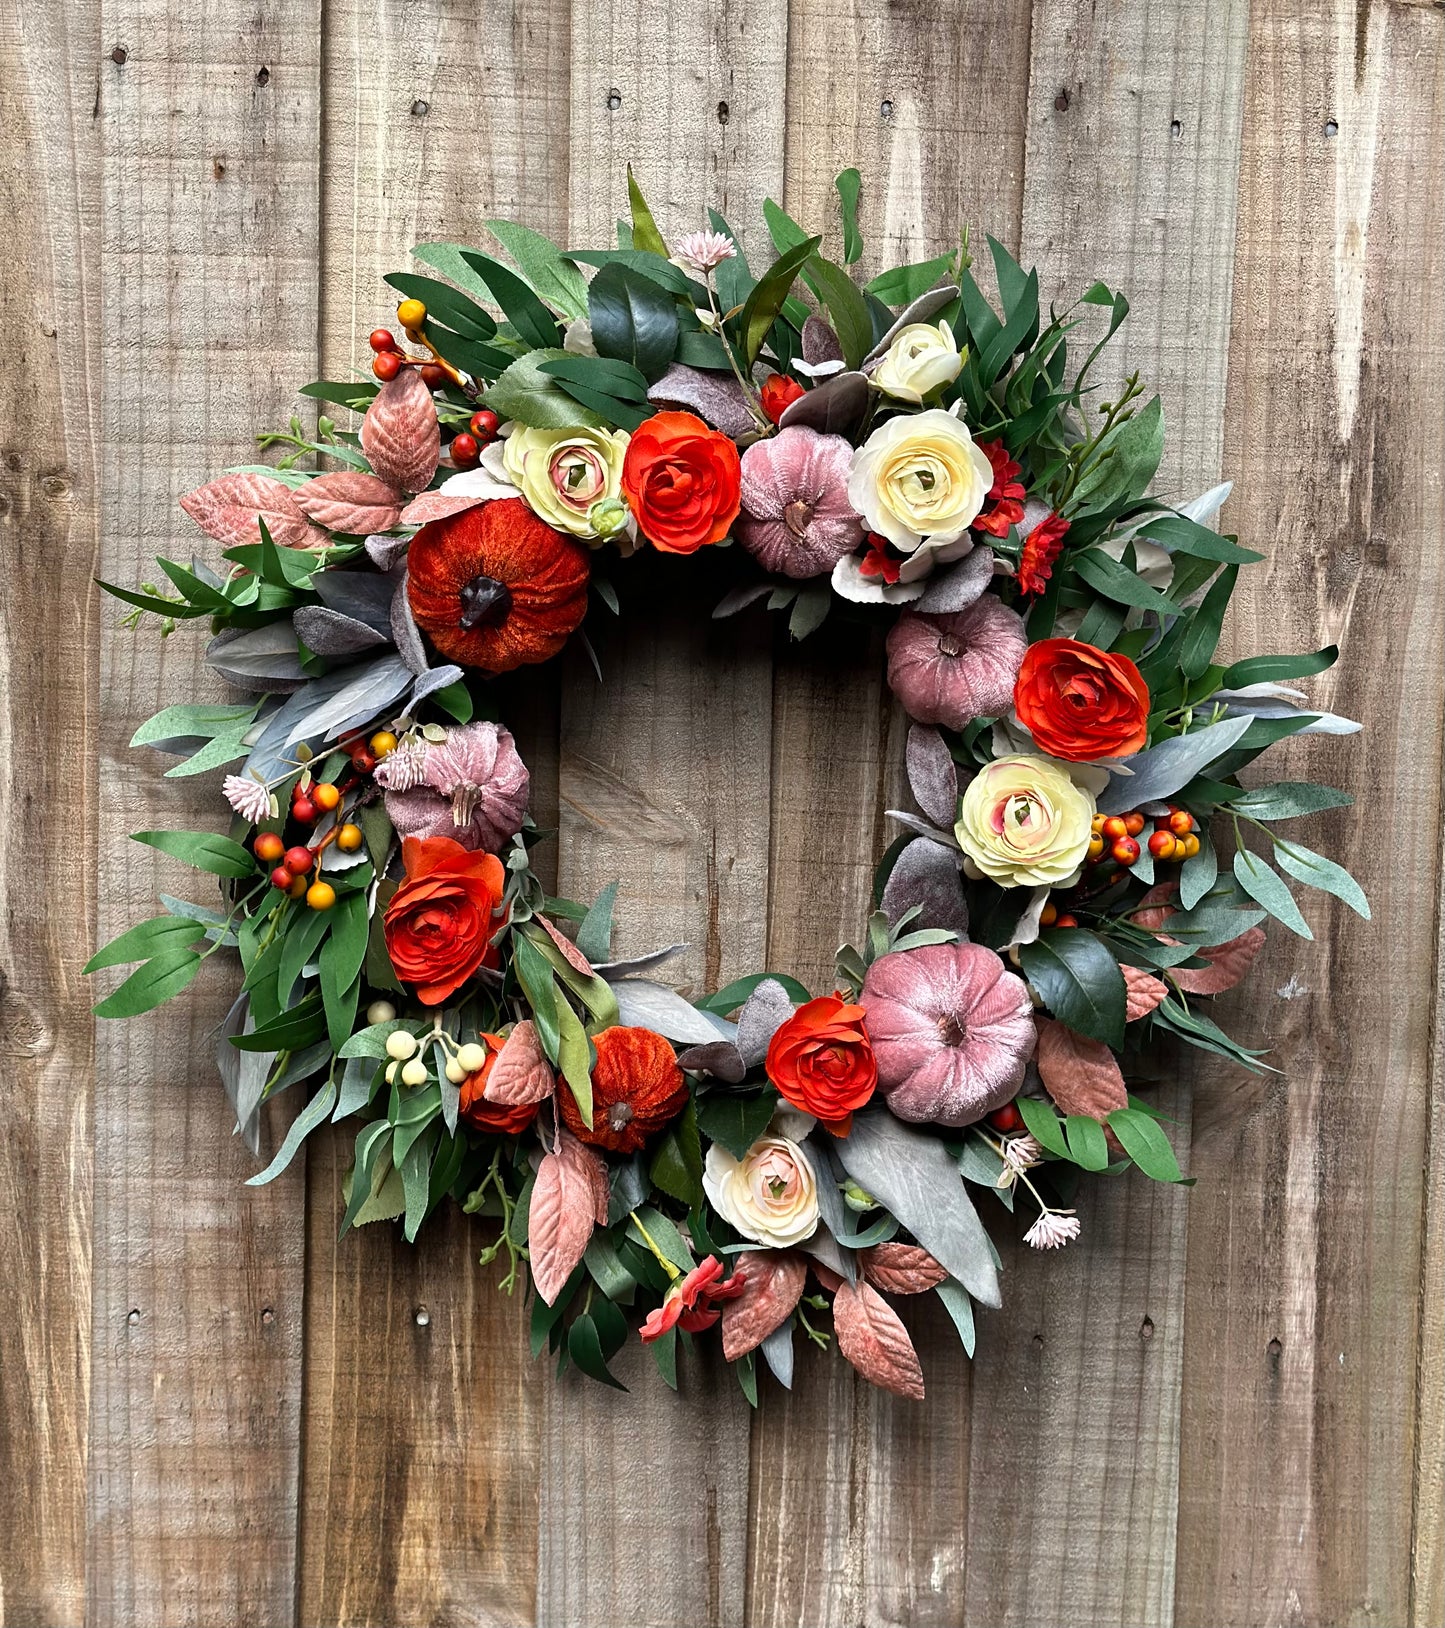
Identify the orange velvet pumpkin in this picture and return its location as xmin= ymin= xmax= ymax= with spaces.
xmin=406 ymin=496 xmax=591 ymax=673
xmin=558 ymin=1025 xmax=688 ymax=1154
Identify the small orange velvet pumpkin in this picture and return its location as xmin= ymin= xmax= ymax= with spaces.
xmin=406 ymin=496 xmax=591 ymax=673
xmin=558 ymin=1025 xmax=688 ymax=1154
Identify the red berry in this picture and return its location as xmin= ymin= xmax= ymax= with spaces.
xmin=270 ymin=865 xmax=294 ymax=890
xmin=1148 ymin=829 xmax=1175 ymax=858
xmin=1169 ymin=809 xmax=1194 ymax=837
xmin=292 ymin=797 xmax=317 ymax=825
xmin=1111 ymin=836 xmax=1141 ymax=865
xmin=349 ymin=747 xmax=378 ymax=774
xmin=987 ymin=1102 xmax=1023 ymax=1133
xmin=368 ymin=328 xmax=398 ymax=354
xmin=1123 ymin=812 xmax=1146 ymax=837
xmin=420 ymin=362 xmax=447 ymax=389
xmin=372 ymin=351 xmax=402 ymax=382
xmin=283 ymin=845 xmax=313 ymax=875
xmin=253 ymin=831 xmax=284 ymax=864
xmin=470 ymin=408 xmax=499 ymax=443
xmin=450 ymin=432 xmax=479 ymax=469
xmin=1053 ymin=913 xmax=1079 ymax=929
xmin=1101 ymin=815 xmax=1129 ymax=841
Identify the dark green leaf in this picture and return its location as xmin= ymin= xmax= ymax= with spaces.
xmin=1072 ymin=545 xmax=1180 ymax=615
xmin=1019 ymin=929 xmax=1128 ymax=1048
xmin=696 ymin=1090 xmax=778 ymax=1161
xmin=92 ymin=947 xmax=202 ymax=1018
xmin=835 ymin=167 xmax=863 ymax=264
xmin=484 ymin=219 xmax=590 ymax=319
xmin=1138 ymin=512 xmax=1263 ymax=564
xmin=1106 ymin=1106 xmax=1186 ymax=1182
xmin=865 ymin=253 xmax=955 ymax=306
xmin=807 ymin=254 xmax=871 ymax=370
xmin=738 ymin=237 xmax=821 ymax=365
xmin=1180 ymin=563 xmax=1238 ymax=680
xmin=587 ymin=263 xmax=680 ymax=382
xmin=85 ymin=914 xmax=206 ymax=973
xmin=511 ymin=931 xmax=562 ymax=1059
xmin=383 ymin=272 xmax=497 ymax=340
xmin=459 ymin=251 xmax=560 ymax=348
xmin=484 ymin=348 xmax=608 ymax=430
xmin=132 ymin=829 xmax=258 ymax=878
xmin=649 ymin=1099 xmax=703 ymax=1208
xmin=1221 ymin=647 xmax=1339 ymax=687
xmin=626 ymin=164 xmax=668 ymax=257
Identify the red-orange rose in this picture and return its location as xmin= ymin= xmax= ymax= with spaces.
xmin=558 ymin=1025 xmax=688 ymax=1153
xmin=383 ymin=836 xmax=506 ymax=1005
xmin=458 ymin=1032 xmax=539 ymax=1136
xmin=759 ymin=372 xmax=805 ymax=425
xmin=1014 ymin=637 xmax=1151 ymax=761
xmin=620 ymin=410 xmax=741 ymax=554
xmin=765 ymin=996 xmax=878 ymax=1135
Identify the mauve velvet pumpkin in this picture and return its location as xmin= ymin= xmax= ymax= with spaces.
xmin=884 ymin=595 xmax=1027 ymax=730
xmin=736 ymin=426 xmax=864 ymax=579
xmin=859 ymin=941 xmax=1035 ymax=1126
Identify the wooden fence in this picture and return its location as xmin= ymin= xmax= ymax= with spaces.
xmin=4 ymin=0 xmax=1443 ymax=1622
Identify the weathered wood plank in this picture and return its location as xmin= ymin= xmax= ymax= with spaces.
xmin=0 ymin=5 xmax=99 ymax=1623
xmin=962 ymin=5 xmax=1249 ymax=1623
xmin=747 ymin=9 xmax=1031 ymax=1620
xmin=1175 ymin=4 xmax=1445 ymax=1623
xmin=298 ymin=3 xmax=570 ymax=1621
xmin=534 ymin=15 xmax=787 ymax=1618
xmin=87 ymin=7 xmax=320 ymax=1622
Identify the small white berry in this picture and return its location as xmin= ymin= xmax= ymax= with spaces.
xmin=456 ymin=1041 xmax=487 ymax=1074
xmin=367 ymin=1000 xmax=397 ymax=1025
xmin=385 ymin=1060 xmax=398 ymax=1084
xmin=386 ymin=1030 xmax=418 ymax=1061
xmin=444 ymin=1058 xmax=466 ymax=1084
xmin=400 ymin=1057 xmax=428 ymax=1087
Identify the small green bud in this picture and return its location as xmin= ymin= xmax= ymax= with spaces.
xmin=842 ymin=1179 xmax=878 ymax=1214
xmin=588 ymin=496 xmax=630 ymax=539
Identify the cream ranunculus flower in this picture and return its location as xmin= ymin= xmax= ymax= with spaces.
xmin=702 ymin=1135 xmax=819 ymax=1249
xmin=501 ymin=423 xmax=630 ymax=541
xmin=956 ymin=753 xmax=1097 ymax=888
xmin=848 ymin=408 xmax=995 ymax=578
xmin=872 ymin=320 xmax=963 ymax=405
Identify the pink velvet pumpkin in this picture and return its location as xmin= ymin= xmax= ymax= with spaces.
xmin=736 ymin=426 xmax=864 ymax=579
xmin=859 ymin=941 xmax=1035 ymax=1126
xmin=884 ymin=595 xmax=1027 ymax=729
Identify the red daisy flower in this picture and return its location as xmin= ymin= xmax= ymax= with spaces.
xmin=972 ymin=441 xmax=1027 ymax=538
xmin=1017 ymin=512 xmax=1071 ymax=597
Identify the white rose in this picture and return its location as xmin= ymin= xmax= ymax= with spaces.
xmin=848 ymin=408 xmax=994 ymax=574
xmin=501 ymin=423 xmax=630 ymax=540
xmin=703 ymin=1136 xmax=819 ymax=1249
xmin=872 ymin=320 xmax=963 ymax=405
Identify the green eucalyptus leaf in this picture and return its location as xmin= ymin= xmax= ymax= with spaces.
xmin=1233 ymin=849 xmax=1313 ymax=940
xmin=1270 ymin=836 xmax=1370 ymax=919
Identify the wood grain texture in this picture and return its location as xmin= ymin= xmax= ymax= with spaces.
xmin=0 ymin=4 xmax=99 ymax=1623
xmin=1175 ymin=1 xmax=1445 ymax=1623
xmin=962 ymin=5 xmax=1250 ymax=1624
xmin=299 ymin=3 xmax=570 ymax=1620
xmin=87 ymin=6 xmax=319 ymax=1623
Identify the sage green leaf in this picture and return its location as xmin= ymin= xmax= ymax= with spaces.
xmin=935 ymin=1280 xmax=976 ymax=1357
xmin=1179 ymin=838 xmax=1218 ymax=911
xmin=1096 ymin=714 xmax=1254 ymax=814
xmin=576 ymin=880 xmax=619 ymax=964
xmin=484 ymin=219 xmax=590 ymax=319
xmin=555 ymin=997 xmax=594 ymax=1128
xmin=1071 ymin=395 xmax=1164 ymax=515
xmin=85 ymin=915 xmax=205 ymax=974
xmin=1234 ymin=849 xmax=1314 ymax=939
xmin=92 ymin=947 xmax=202 ymax=1018
xmin=392 ymin=1080 xmax=442 ymax=1166
xmin=1228 ymin=781 xmax=1354 ymax=821
xmin=247 ymin=1075 xmax=338 ymax=1187
xmin=401 ymin=1123 xmax=438 ymax=1242
xmin=1271 ymin=837 xmax=1370 ymax=919
xmin=1019 ymin=930 xmax=1127 ymax=1048
xmin=484 ymin=348 xmax=609 ymax=430
xmin=132 ymin=829 xmax=257 ymax=879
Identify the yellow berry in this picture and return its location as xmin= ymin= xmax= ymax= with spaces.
xmin=396 ymin=298 xmax=427 ymax=330
xmin=456 ymin=1041 xmax=487 ymax=1074
xmin=444 ymin=1057 xmax=466 ymax=1084
xmin=311 ymin=782 xmax=341 ymax=813
xmin=1040 ymin=902 xmax=1058 ymax=927
xmin=400 ymin=1057 xmax=428 ymax=1087
xmin=386 ymin=1030 xmax=418 ymax=1061
xmin=306 ymin=880 xmax=337 ymax=911
xmin=1088 ymin=833 xmax=1105 ymax=859
xmin=287 ymin=874 xmax=308 ymax=899
xmin=1183 ymin=833 xmax=1201 ymax=858
xmin=1091 ymin=814 xmax=1105 ymax=833
xmin=336 ymin=822 xmax=364 ymax=852
xmin=367 ymin=1000 xmax=397 ymax=1026
xmin=369 ymin=730 xmax=398 ymax=758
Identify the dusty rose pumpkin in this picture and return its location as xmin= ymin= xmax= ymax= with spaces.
xmin=736 ymin=427 xmax=864 ymax=579
xmin=406 ymin=496 xmax=590 ymax=673
xmin=859 ymin=941 xmax=1035 ymax=1126
xmin=885 ymin=595 xmax=1027 ymax=730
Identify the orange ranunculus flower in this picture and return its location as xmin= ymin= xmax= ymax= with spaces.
xmin=765 ymin=996 xmax=878 ymax=1135
xmin=759 ymin=372 xmax=805 ymax=425
xmin=1014 ymin=637 xmax=1151 ymax=761
xmin=383 ymin=836 xmax=507 ymax=1005
xmin=458 ymin=1033 xmax=541 ymax=1135
xmin=620 ymin=410 xmax=742 ymax=554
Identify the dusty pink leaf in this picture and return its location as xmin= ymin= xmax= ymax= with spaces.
xmin=361 ymin=368 xmax=440 ymax=493
xmin=1121 ymin=964 xmax=1170 ymax=1021
xmin=399 ymin=490 xmax=487 ymax=527
xmin=810 ymin=1259 xmax=843 ymax=1293
xmin=528 ymin=1131 xmax=602 ymax=1305
xmin=720 ymin=1250 xmax=807 ymax=1361
xmin=179 ymin=471 xmax=328 ymax=551
xmin=860 ymin=1242 xmax=948 ymax=1295
xmin=293 ymin=470 xmax=404 ymax=534
xmin=483 ymin=1019 xmax=556 ymax=1105
xmin=1034 ymin=1017 xmax=1129 ymax=1123
xmin=1170 ymin=924 xmax=1267 ymax=994
xmin=1132 ymin=880 xmax=1179 ymax=934
xmin=535 ymin=914 xmax=596 ymax=978
xmin=832 ymin=1279 xmax=926 ymax=1400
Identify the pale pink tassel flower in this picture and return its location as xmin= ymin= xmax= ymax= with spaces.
xmin=1024 ymin=1211 xmax=1081 ymax=1250
xmin=222 ymin=774 xmax=272 ymax=826
xmin=673 ymin=230 xmax=737 ymax=274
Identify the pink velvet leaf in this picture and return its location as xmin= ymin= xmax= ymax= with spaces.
xmin=483 ymin=1019 xmax=556 ymax=1105
xmin=535 ymin=914 xmax=596 ymax=978
xmin=1170 ymin=924 xmax=1267 ymax=994
xmin=832 ymin=1278 xmax=926 ymax=1400
xmin=361 ymin=368 xmax=440 ymax=494
xmin=720 ymin=1250 xmax=807 ymax=1360
xmin=860 ymin=1242 xmax=948 ymax=1295
xmin=293 ymin=470 xmax=405 ymax=534
xmin=179 ymin=472 xmax=328 ymax=551
xmin=1034 ymin=1017 xmax=1129 ymax=1123
xmin=1120 ymin=964 xmax=1170 ymax=1020
xmin=528 ymin=1131 xmax=603 ymax=1304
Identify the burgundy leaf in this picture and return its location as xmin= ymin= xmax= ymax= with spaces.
xmin=1034 ymin=1017 xmax=1128 ymax=1123
xmin=905 ymin=724 xmax=960 ymax=826
xmin=832 ymin=1278 xmax=926 ymax=1400
xmin=721 ymin=1250 xmax=808 ymax=1361
xmin=880 ymin=836 xmax=968 ymax=936
xmin=1120 ymin=963 xmax=1170 ymax=1020
xmin=483 ymin=1019 xmax=556 ymax=1105
xmin=179 ymin=471 xmax=327 ymax=550
xmin=1170 ymin=924 xmax=1267 ymax=994
xmin=1132 ymin=881 xmax=1179 ymax=933
xmin=361 ymin=368 xmax=440 ymax=494
xmin=528 ymin=1131 xmax=603 ymax=1304
xmin=293 ymin=470 xmax=404 ymax=534
xmin=860 ymin=1242 xmax=948 ymax=1295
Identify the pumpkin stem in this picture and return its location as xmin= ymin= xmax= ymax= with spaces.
xmin=459 ymin=573 xmax=513 ymax=629
xmin=783 ymin=498 xmax=813 ymax=538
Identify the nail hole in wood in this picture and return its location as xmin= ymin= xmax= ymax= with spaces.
xmin=1324 ymin=118 xmax=1338 ymax=137
xmin=1031 ymin=1332 xmax=1044 ymax=1350
xmin=415 ymin=1306 xmax=431 ymax=1327
xmin=110 ymin=44 xmax=128 ymax=65
xmin=411 ymin=98 xmax=429 ymax=116
xmin=261 ymin=1307 xmax=274 ymax=1325
xmin=126 ymin=1308 xmax=140 ymax=1326
xmin=212 ymin=158 xmax=226 ymax=180
xmin=1140 ymin=1315 xmax=1155 ymax=1340
xmin=880 ymin=98 xmax=894 ymax=121
xmin=717 ymin=100 xmax=730 ymax=125
xmin=1267 ymin=1336 xmax=1282 ymax=1361
xmin=1170 ymin=118 xmax=1182 ymax=137
xmin=1054 ymin=87 xmax=1071 ymax=113
xmin=606 ymin=88 xmax=622 ymax=111
xmin=255 ymin=65 xmax=270 ymax=86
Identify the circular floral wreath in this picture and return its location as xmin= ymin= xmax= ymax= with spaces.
xmin=92 ymin=171 xmax=1366 ymax=1400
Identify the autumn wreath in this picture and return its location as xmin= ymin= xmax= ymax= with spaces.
xmin=92 ymin=170 xmax=1366 ymax=1399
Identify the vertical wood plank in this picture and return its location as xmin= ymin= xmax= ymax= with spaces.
xmin=1174 ymin=3 xmax=1445 ymax=1623
xmin=962 ymin=5 xmax=1250 ymax=1624
xmin=534 ymin=9 xmax=787 ymax=1619
xmin=88 ymin=7 xmax=320 ymax=1622
xmin=299 ymin=3 xmax=570 ymax=1621
xmin=746 ymin=6 xmax=1031 ymax=1622
xmin=0 ymin=4 xmax=99 ymax=1623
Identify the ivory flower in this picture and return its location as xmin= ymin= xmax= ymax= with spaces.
xmin=848 ymin=409 xmax=994 ymax=576
xmin=872 ymin=320 xmax=963 ymax=405
xmin=703 ymin=1136 xmax=819 ymax=1249
xmin=955 ymin=753 xmax=1096 ymax=888
xmin=502 ymin=423 xmax=630 ymax=541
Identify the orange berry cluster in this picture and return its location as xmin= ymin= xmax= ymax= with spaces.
xmin=1087 ymin=806 xmax=1200 ymax=869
